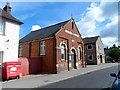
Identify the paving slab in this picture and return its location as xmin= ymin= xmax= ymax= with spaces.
xmin=2 ymin=63 xmax=118 ymax=88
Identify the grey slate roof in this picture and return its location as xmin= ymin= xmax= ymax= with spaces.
xmin=20 ymin=19 xmax=71 ymax=43
xmin=83 ymin=36 xmax=99 ymax=44
xmin=0 ymin=8 xmax=23 ymax=24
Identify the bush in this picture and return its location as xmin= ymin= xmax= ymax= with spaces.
xmin=108 ymin=47 xmax=120 ymax=59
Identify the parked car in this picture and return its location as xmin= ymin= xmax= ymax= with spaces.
xmin=110 ymin=70 xmax=120 ymax=90
xmin=111 ymin=60 xmax=116 ymax=63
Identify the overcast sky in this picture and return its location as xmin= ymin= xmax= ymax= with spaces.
xmin=1 ymin=0 xmax=119 ymax=48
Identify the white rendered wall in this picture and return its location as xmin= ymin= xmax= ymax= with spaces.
xmin=96 ymin=37 xmax=105 ymax=64
xmin=0 ymin=36 xmax=5 ymax=51
xmin=0 ymin=21 xmax=20 ymax=62
xmin=0 ymin=35 xmax=5 ymax=63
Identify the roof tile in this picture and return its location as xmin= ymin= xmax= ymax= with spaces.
xmin=0 ymin=8 xmax=23 ymax=24
xmin=20 ymin=19 xmax=70 ymax=43
xmin=83 ymin=36 xmax=99 ymax=44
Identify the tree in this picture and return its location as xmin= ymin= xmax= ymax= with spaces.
xmin=113 ymin=44 xmax=116 ymax=48
xmin=108 ymin=47 xmax=120 ymax=59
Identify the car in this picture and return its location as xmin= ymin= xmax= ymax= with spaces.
xmin=112 ymin=60 xmax=116 ymax=63
xmin=110 ymin=70 xmax=120 ymax=90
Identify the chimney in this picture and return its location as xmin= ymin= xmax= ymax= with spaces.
xmin=3 ymin=2 xmax=12 ymax=14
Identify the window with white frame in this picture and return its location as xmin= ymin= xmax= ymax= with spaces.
xmin=40 ymin=41 xmax=45 ymax=55
xmin=0 ymin=20 xmax=5 ymax=35
xmin=88 ymin=55 xmax=93 ymax=61
xmin=78 ymin=47 xmax=81 ymax=60
xmin=61 ymin=44 xmax=66 ymax=61
xmin=0 ymin=51 xmax=3 ymax=62
xmin=87 ymin=44 xmax=92 ymax=50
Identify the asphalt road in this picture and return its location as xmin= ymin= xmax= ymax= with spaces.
xmin=40 ymin=66 xmax=118 ymax=88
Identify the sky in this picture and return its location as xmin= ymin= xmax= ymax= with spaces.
xmin=1 ymin=0 xmax=119 ymax=48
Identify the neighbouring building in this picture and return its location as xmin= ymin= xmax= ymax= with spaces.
xmin=0 ymin=3 xmax=23 ymax=64
xmin=104 ymin=47 xmax=111 ymax=61
xmin=19 ymin=18 xmax=85 ymax=73
xmin=83 ymin=36 xmax=105 ymax=65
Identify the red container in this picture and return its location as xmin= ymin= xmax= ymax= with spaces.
xmin=2 ymin=61 xmax=21 ymax=80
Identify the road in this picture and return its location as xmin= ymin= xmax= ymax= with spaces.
xmin=40 ymin=66 xmax=118 ymax=88
xmin=2 ymin=63 xmax=118 ymax=89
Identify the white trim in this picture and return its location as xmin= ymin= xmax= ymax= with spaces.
xmin=60 ymin=41 xmax=67 ymax=61
xmin=76 ymin=62 xmax=78 ymax=67
xmin=78 ymin=45 xmax=82 ymax=51
xmin=65 ymin=29 xmax=79 ymax=37
xmin=40 ymin=41 xmax=45 ymax=55
xmin=56 ymin=47 xmax=61 ymax=49
xmin=70 ymin=46 xmax=77 ymax=53
xmin=60 ymin=41 xmax=67 ymax=49
xmin=77 ymin=46 xmax=82 ymax=60
xmin=56 ymin=64 xmax=59 ymax=68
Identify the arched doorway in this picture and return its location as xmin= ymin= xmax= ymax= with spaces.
xmin=100 ymin=55 xmax=103 ymax=63
xmin=71 ymin=49 xmax=77 ymax=69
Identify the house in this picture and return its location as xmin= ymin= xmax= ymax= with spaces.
xmin=19 ymin=18 xmax=85 ymax=74
xmin=0 ymin=3 xmax=23 ymax=64
xmin=104 ymin=47 xmax=111 ymax=61
xmin=83 ymin=36 xmax=105 ymax=65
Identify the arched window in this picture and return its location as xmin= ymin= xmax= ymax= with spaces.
xmin=88 ymin=55 xmax=93 ymax=61
xmin=78 ymin=47 xmax=81 ymax=60
xmin=61 ymin=44 xmax=66 ymax=61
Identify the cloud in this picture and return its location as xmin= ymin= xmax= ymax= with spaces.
xmin=76 ymin=18 xmax=96 ymax=36
xmin=31 ymin=25 xmax=41 ymax=31
xmin=100 ymin=16 xmax=118 ymax=38
xmin=100 ymin=1 xmax=118 ymax=19
xmin=18 ymin=12 xmax=36 ymax=21
xmin=76 ymin=2 xmax=104 ymax=37
xmin=76 ymin=1 xmax=118 ymax=47
xmin=101 ymin=37 xmax=118 ymax=48
xmin=87 ymin=2 xmax=105 ymax=22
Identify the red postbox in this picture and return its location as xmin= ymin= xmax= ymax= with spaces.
xmin=2 ymin=61 xmax=21 ymax=80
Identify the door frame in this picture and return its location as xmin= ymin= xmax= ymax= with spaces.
xmin=71 ymin=48 xmax=77 ymax=69
xmin=100 ymin=55 xmax=102 ymax=63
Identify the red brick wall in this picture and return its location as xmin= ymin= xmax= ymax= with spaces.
xmin=28 ymin=57 xmax=42 ymax=74
xmin=41 ymin=38 xmax=56 ymax=73
xmin=21 ymin=43 xmax=30 ymax=57
xmin=20 ymin=38 xmax=56 ymax=73
xmin=31 ymin=41 xmax=40 ymax=57
xmin=20 ymin=19 xmax=84 ymax=73
xmin=55 ymin=20 xmax=84 ymax=72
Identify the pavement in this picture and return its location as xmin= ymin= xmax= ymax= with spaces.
xmin=1 ymin=63 xmax=118 ymax=88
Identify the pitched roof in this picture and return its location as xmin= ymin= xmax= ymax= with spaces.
xmin=0 ymin=8 xmax=23 ymax=24
xmin=83 ymin=36 xmax=99 ymax=44
xmin=20 ymin=19 xmax=71 ymax=43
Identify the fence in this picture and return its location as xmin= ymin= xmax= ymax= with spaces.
xmin=18 ymin=57 xmax=42 ymax=76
